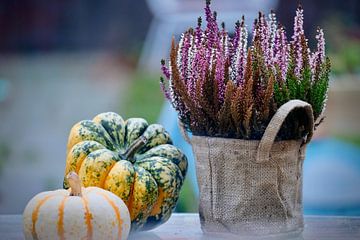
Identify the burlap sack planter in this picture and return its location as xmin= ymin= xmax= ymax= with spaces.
xmin=180 ymin=100 xmax=314 ymax=238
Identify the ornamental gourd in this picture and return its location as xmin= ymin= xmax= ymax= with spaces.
xmin=23 ymin=172 xmax=131 ymax=240
xmin=63 ymin=112 xmax=187 ymax=231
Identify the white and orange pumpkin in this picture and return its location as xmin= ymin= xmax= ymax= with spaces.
xmin=23 ymin=172 xmax=131 ymax=240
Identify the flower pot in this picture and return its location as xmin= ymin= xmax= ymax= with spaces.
xmin=180 ymin=100 xmax=314 ymax=237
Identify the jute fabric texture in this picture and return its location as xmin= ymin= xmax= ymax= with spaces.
xmin=180 ymin=100 xmax=314 ymax=236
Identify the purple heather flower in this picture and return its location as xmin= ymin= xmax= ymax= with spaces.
xmin=176 ymin=33 xmax=185 ymax=75
xmin=195 ymin=17 xmax=203 ymax=48
xmin=220 ymin=22 xmax=230 ymax=57
xmin=160 ymin=77 xmax=171 ymax=100
xmin=234 ymin=19 xmax=248 ymax=85
xmin=229 ymin=18 xmax=243 ymax=82
xmin=310 ymin=51 xmax=316 ymax=74
xmin=181 ymin=32 xmax=192 ymax=80
xmin=273 ymin=26 xmax=289 ymax=79
xmin=204 ymin=1 xmax=219 ymax=50
xmin=186 ymin=34 xmax=197 ymax=97
xmin=231 ymin=20 xmax=242 ymax=60
xmin=186 ymin=44 xmax=207 ymax=100
xmin=310 ymin=28 xmax=326 ymax=78
xmin=268 ymin=10 xmax=277 ymax=58
xmin=197 ymin=46 xmax=208 ymax=84
xmin=257 ymin=12 xmax=272 ymax=66
xmin=292 ymin=6 xmax=305 ymax=77
xmin=208 ymin=47 xmax=216 ymax=71
xmin=315 ymin=28 xmax=325 ymax=63
xmin=186 ymin=64 xmax=196 ymax=98
xmin=160 ymin=1 xmax=329 ymax=128
xmin=215 ymin=49 xmax=226 ymax=102
xmin=161 ymin=59 xmax=171 ymax=80
xmin=252 ymin=19 xmax=258 ymax=43
xmin=204 ymin=1 xmax=213 ymax=31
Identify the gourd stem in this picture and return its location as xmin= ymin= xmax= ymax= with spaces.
xmin=67 ymin=172 xmax=82 ymax=197
xmin=121 ymin=136 xmax=148 ymax=162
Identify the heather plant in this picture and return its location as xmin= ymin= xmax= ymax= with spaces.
xmin=160 ymin=0 xmax=330 ymax=140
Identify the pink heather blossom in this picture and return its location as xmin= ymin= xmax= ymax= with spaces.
xmin=215 ymin=49 xmax=226 ymax=102
xmin=315 ymin=28 xmax=325 ymax=63
xmin=273 ymin=26 xmax=289 ymax=79
xmin=258 ymin=13 xmax=272 ymax=66
xmin=234 ymin=19 xmax=247 ymax=85
xmin=160 ymin=77 xmax=171 ymax=100
xmin=160 ymin=0 xmax=328 ymax=119
xmin=292 ymin=6 xmax=305 ymax=77
xmin=220 ymin=22 xmax=229 ymax=57
xmin=269 ymin=10 xmax=277 ymax=58
xmin=181 ymin=32 xmax=192 ymax=80
xmin=195 ymin=17 xmax=203 ymax=48
xmin=231 ymin=20 xmax=241 ymax=60
xmin=310 ymin=28 xmax=326 ymax=77
xmin=186 ymin=35 xmax=196 ymax=97
xmin=252 ymin=19 xmax=258 ymax=43
xmin=204 ymin=1 xmax=219 ymax=50
xmin=176 ymin=33 xmax=185 ymax=74
xmin=161 ymin=59 xmax=171 ymax=80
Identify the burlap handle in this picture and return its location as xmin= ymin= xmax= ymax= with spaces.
xmin=256 ymin=100 xmax=314 ymax=163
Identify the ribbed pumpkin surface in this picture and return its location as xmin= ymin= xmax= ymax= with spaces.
xmin=23 ymin=186 xmax=131 ymax=240
xmin=63 ymin=112 xmax=187 ymax=231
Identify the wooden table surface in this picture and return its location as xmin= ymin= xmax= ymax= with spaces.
xmin=1 ymin=213 xmax=359 ymax=240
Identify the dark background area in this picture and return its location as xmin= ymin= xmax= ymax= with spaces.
xmin=0 ymin=0 xmax=152 ymax=60
xmin=0 ymin=0 xmax=359 ymax=54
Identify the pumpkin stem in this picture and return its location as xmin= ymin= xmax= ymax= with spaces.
xmin=121 ymin=136 xmax=148 ymax=162
xmin=66 ymin=172 xmax=82 ymax=197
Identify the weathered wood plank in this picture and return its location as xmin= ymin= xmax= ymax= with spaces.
xmin=1 ymin=214 xmax=359 ymax=240
xmin=0 ymin=215 xmax=23 ymax=240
